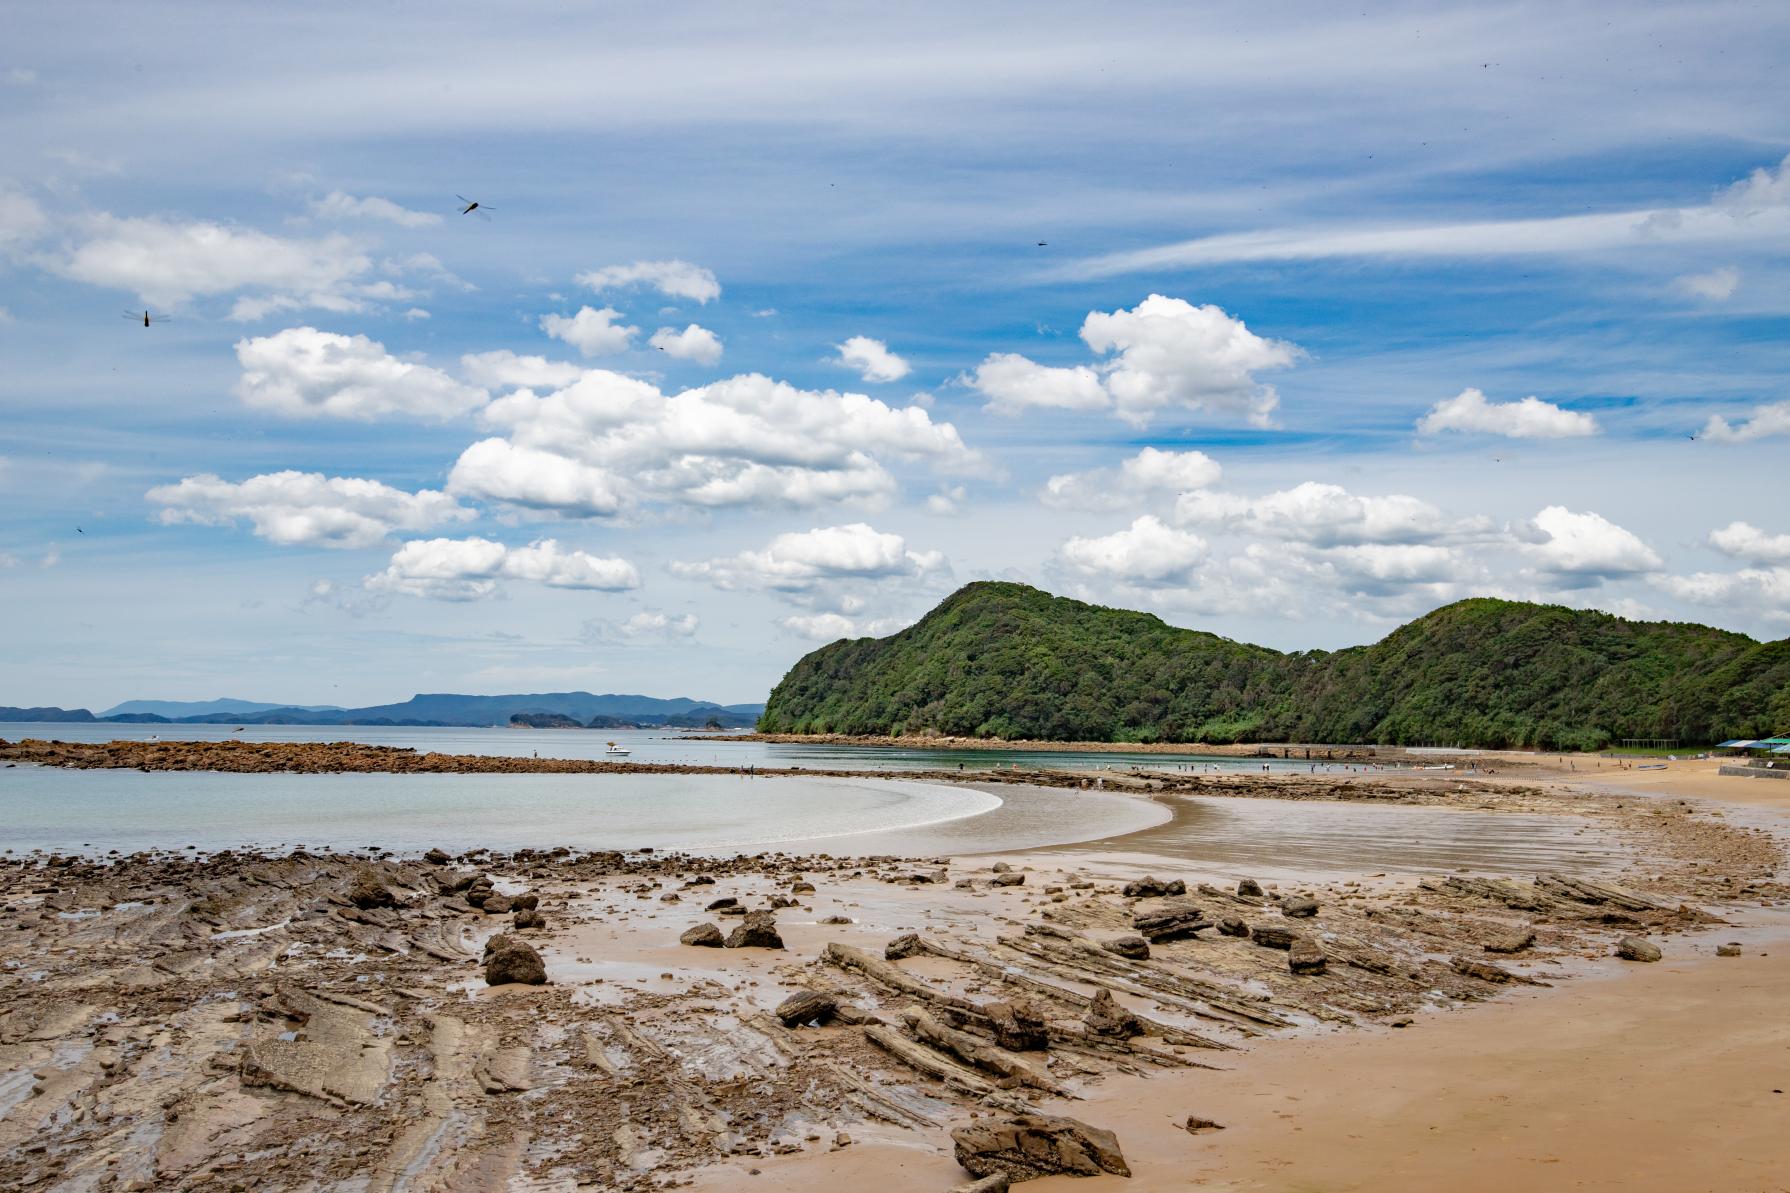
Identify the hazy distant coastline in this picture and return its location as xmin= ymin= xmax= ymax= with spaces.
xmin=0 ymin=690 xmax=765 ymax=729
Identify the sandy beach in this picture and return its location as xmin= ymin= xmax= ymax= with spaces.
xmin=2 ymin=753 xmax=1785 ymax=1190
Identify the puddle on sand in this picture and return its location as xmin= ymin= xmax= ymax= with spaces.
xmin=1064 ymin=795 xmax=1625 ymax=880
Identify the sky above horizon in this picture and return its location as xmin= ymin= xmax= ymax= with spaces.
xmin=3 ymin=1 xmax=1789 ymax=711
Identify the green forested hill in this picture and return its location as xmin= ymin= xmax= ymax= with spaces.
xmin=757 ymin=582 xmax=1790 ymax=750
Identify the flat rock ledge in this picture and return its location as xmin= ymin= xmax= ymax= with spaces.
xmin=951 ymin=1113 xmax=1130 ymax=1181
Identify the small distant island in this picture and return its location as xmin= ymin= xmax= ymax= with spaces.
xmin=507 ymin=712 xmax=732 ymax=730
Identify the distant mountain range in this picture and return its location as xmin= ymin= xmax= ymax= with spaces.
xmin=0 ymin=692 xmax=765 ymax=729
xmin=100 ymin=698 xmax=347 ymax=718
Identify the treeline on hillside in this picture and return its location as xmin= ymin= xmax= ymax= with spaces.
xmin=758 ymin=582 xmax=1790 ymax=751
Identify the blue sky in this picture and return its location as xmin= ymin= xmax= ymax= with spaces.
xmin=2 ymin=1 xmax=1788 ymax=710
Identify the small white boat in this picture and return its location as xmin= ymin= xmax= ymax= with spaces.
xmin=604 ymin=741 xmax=631 ymax=757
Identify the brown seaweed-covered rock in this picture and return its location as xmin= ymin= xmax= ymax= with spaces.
xmin=775 ymin=990 xmax=837 ymax=1027
xmin=1121 ymin=876 xmax=1185 ymax=898
xmin=680 ymin=922 xmax=725 ymax=948
xmin=1083 ymin=987 xmax=1144 ymax=1038
xmin=724 ymin=910 xmax=784 ymax=949
xmin=1251 ymin=925 xmax=1297 ymax=950
xmin=951 ymin=1113 xmax=1130 ymax=1181
xmin=1101 ymin=934 xmax=1151 ymax=960
xmin=1617 ymin=935 xmax=1662 ymax=963
xmin=985 ymin=1000 xmax=1048 ymax=1052
xmin=1133 ymin=900 xmax=1211 ymax=943
xmin=1288 ymin=937 xmax=1327 ymax=975
xmin=885 ymin=932 xmax=926 ymax=961
xmin=348 ymin=876 xmax=398 ymax=910
xmin=484 ymin=938 xmax=547 ymax=986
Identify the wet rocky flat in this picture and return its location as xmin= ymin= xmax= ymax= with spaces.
xmin=0 ymin=773 xmax=1780 ymax=1191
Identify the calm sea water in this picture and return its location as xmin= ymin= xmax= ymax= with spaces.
xmin=0 ymin=767 xmax=1181 ymax=858
xmin=0 ymin=723 xmax=1328 ymax=774
xmin=0 ymin=724 xmax=1600 ymax=873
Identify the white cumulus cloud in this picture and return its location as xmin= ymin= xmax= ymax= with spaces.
xmin=650 ymin=323 xmax=723 ymax=365
xmin=1058 ymin=515 xmax=1208 ymax=586
xmin=1524 ymin=506 xmax=1662 ymax=582
xmin=368 ymin=537 xmax=639 ymax=601
xmin=147 ymin=470 xmax=472 ymax=549
xmin=780 ymin=612 xmax=860 ymax=640
xmin=966 ymin=353 xmax=1108 ymax=414
xmin=1175 ymin=481 xmax=1464 ymax=547
xmin=235 ymin=327 xmax=486 ymax=421
xmin=52 ymin=213 xmax=380 ymax=317
xmin=970 ymin=296 xmax=1298 ymax=426
xmin=1700 ymin=400 xmax=1790 ymax=443
xmin=308 ymin=191 xmax=442 ymax=229
xmin=458 ymin=350 xmax=587 ymax=391
xmin=1710 ymin=521 xmax=1790 ymax=565
xmin=449 ymin=370 xmax=978 ymax=519
xmin=540 ymin=306 xmax=638 ymax=357
xmin=1043 ymin=447 xmax=1221 ymax=512
xmin=673 ymin=523 xmax=946 ymax=593
xmin=1417 ymin=388 xmax=1600 ymax=439
xmin=834 ymin=336 xmax=910 ymax=383
xmin=576 ymin=259 xmax=720 ymax=304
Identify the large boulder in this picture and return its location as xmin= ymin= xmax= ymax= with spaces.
xmin=1101 ymin=935 xmax=1151 ymax=960
xmin=985 ymin=1000 xmax=1048 ymax=1052
xmin=680 ymin=922 xmax=725 ymax=947
xmin=1083 ymin=988 xmax=1143 ymax=1039
xmin=724 ymin=910 xmax=785 ymax=950
xmin=1288 ymin=938 xmax=1327 ymax=975
xmin=951 ymin=1113 xmax=1130 ymax=1181
xmin=885 ymin=933 xmax=926 ymax=960
xmin=1236 ymin=878 xmax=1264 ymax=897
xmin=484 ymin=938 xmax=547 ymax=986
xmin=1250 ymin=925 xmax=1297 ymax=950
xmin=1133 ymin=900 xmax=1212 ymax=943
xmin=1122 ymin=876 xmax=1185 ymax=898
xmin=775 ymin=990 xmax=837 ymax=1027
xmin=348 ymin=876 xmax=398 ymax=910
xmin=1617 ymin=936 xmax=1662 ymax=963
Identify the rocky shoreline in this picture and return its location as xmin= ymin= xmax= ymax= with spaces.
xmin=695 ymin=732 xmax=1501 ymax=765
xmin=1 ymin=771 xmax=1780 ymax=1190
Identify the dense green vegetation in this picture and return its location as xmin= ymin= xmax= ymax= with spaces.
xmin=759 ymin=582 xmax=1790 ymax=750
